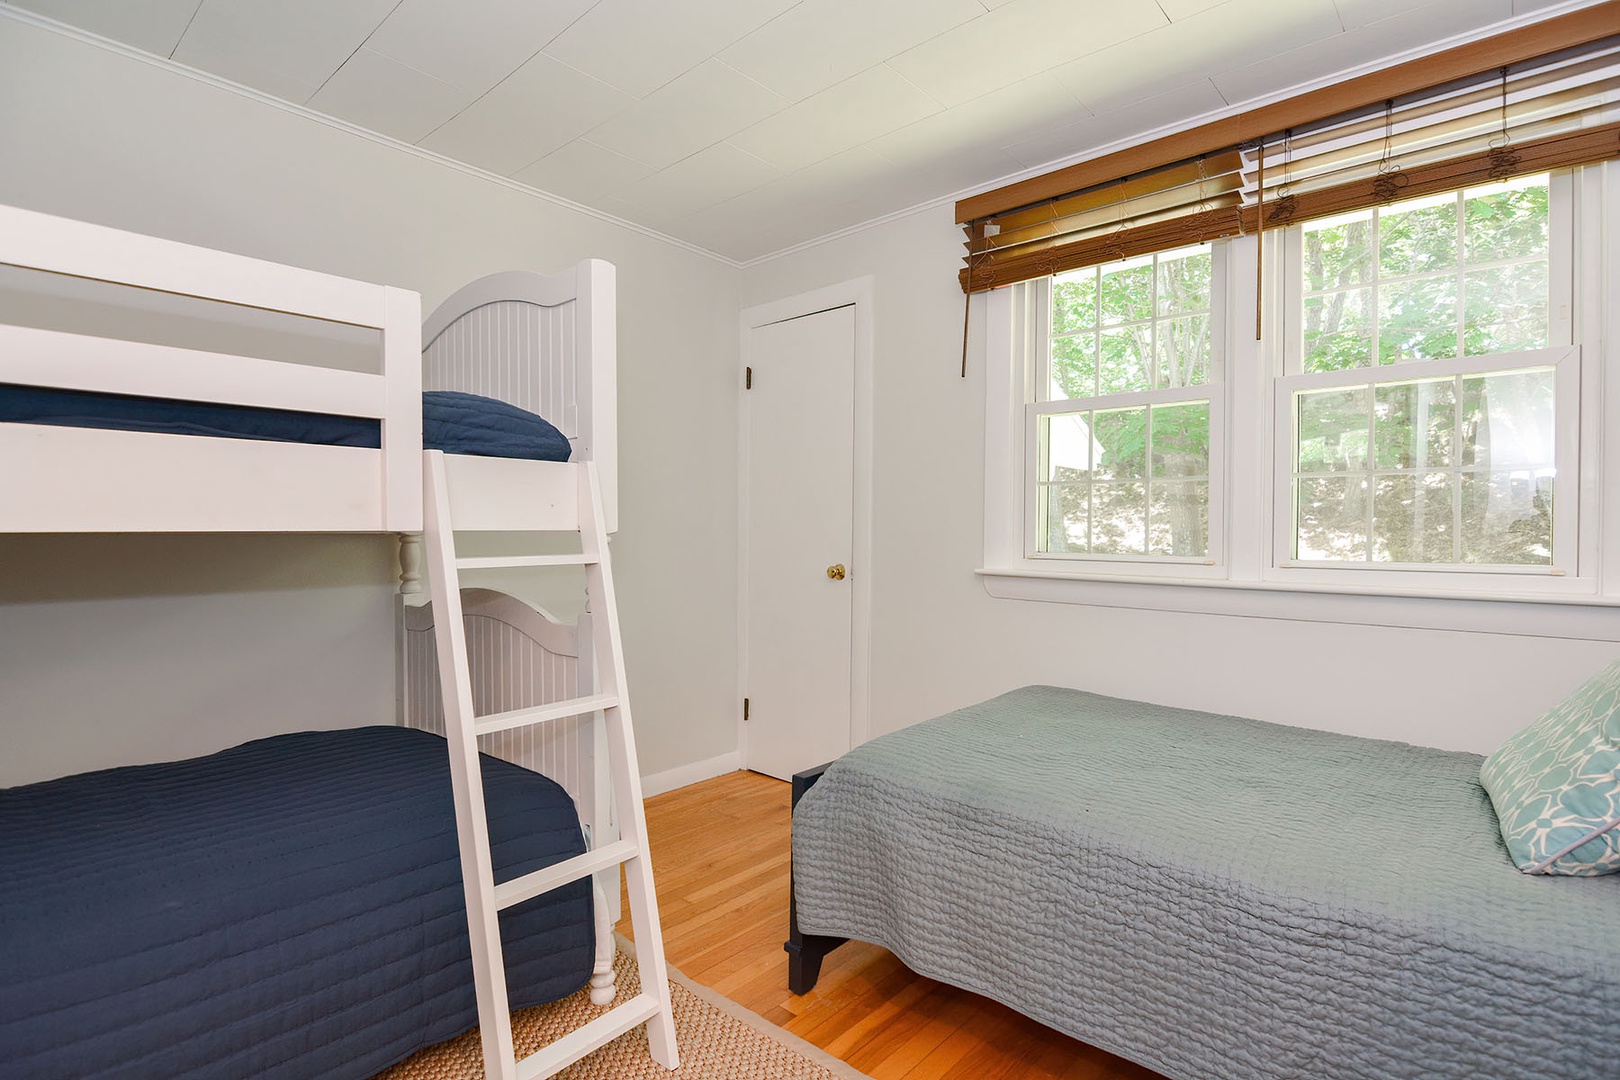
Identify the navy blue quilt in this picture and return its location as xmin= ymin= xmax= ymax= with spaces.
xmin=0 ymin=726 xmax=593 ymax=1080
xmin=0 ymin=386 xmax=571 ymax=462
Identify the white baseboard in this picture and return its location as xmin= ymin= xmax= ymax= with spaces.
xmin=640 ymin=751 xmax=741 ymax=798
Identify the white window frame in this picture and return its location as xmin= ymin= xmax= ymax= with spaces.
xmin=979 ymin=162 xmax=1620 ymax=639
xmin=1266 ymin=170 xmax=1584 ymax=597
xmin=984 ymin=242 xmax=1231 ymax=582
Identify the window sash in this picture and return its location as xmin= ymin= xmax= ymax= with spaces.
xmin=1270 ymin=345 xmax=1580 ymax=573
xmin=1016 ymin=250 xmax=1227 ymax=568
xmin=1280 ymin=172 xmax=1575 ymax=373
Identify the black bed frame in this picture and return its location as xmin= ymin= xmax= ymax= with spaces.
xmin=784 ymin=762 xmax=848 ymax=994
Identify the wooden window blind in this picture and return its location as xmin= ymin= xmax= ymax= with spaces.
xmin=958 ymin=2 xmax=1620 ymax=294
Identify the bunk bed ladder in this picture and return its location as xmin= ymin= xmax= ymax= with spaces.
xmin=421 ymin=451 xmax=679 ymax=1080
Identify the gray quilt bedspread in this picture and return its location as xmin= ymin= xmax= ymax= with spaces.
xmin=792 ymin=685 xmax=1619 ymax=1080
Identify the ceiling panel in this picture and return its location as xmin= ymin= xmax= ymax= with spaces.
xmin=418 ymin=52 xmax=634 ymax=176
xmin=362 ymin=0 xmax=596 ymax=98
xmin=888 ymin=0 xmax=1169 ymax=108
xmin=717 ymin=0 xmax=985 ymax=103
xmin=540 ymin=0 xmax=797 ymax=99
xmin=868 ymin=70 xmax=1087 ymax=171
xmin=8 ymin=0 xmax=199 ymax=56
xmin=583 ymin=59 xmax=787 ymax=172
xmin=1001 ymin=79 xmax=1230 ymax=169
xmin=306 ymin=47 xmax=470 ymax=144
xmin=613 ymin=142 xmax=779 ymax=220
xmin=1212 ymin=0 xmax=1514 ymax=104
xmin=512 ymin=139 xmax=655 ymax=205
xmin=729 ymin=65 xmax=942 ymax=173
xmin=1159 ymin=0 xmax=1231 ymax=17
xmin=171 ymin=0 xmax=397 ymax=103
xmin=1055 ymin=0 xmax=1341 ymax=114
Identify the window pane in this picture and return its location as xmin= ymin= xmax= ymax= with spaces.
xmin=1464 ymin=261 xmax=1548 ymax=355
xmin=1379 ymin=274 xmax=1457 ymax=362
xmin=1092 ymin=407 xmax=1148 ymax=480
xmin=1039 ymin=482 xmax=1090 ymax=553
xmin=1373 ymin=473 xmax=1454 ymax=563
xmin=1302 ymin=211 xmax=1374 ymax=293
xmin=1050 ymin=333 xmax=1097 ymax=398
xmin=1098 ymin=260 xmax=1153 ymax=325
xmin=1374 ymin=379 xmax=1454 ymax=470
xmin=1460 ymin=369 xmax=1555 ymax=469
xmin=1053 ymin=268 xmax=1098 ymax=335
xmin=1459 ymin=471 xmax=1552 ymax=565
xmin=1099 ymin=326 xmax=1151 ymax=394
xmin=1156 ymin=314 xmax=1210 ymax=388
xmin=1157 ymin=249 xmax=1211 ymax=315
xmin=1379 ymin=194 xmax=1458 ymax=278
xmin=1150 ymin=481 xmax=1208 ymax=557
xmin=1150 ymin=402 xmax=1208 ymax=478
xmin=1297 ymin=476 xmax=1367 ymax=560
xmin=1040 ymin=411 xmax=1094 ymax=478
xmin=1091 ymin=482 xmax=1147 ymax=554
xmin=1304 ymin=287 xmax=1374 ymax=372
xmin=1297 ymin=387 xmax=1369 ymax=473
xmin=1464 ymin=178 xmax=1549 ymax=264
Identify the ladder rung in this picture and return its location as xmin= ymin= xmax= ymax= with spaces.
xmin=495 ymin=839 xmax=640 ymax=910
xmin=474 ymin=693 xmax=619 ymax=737
xmin=514 ymin=993 xmax=662 ymax=1080
xmin=455 ymin=554 xmax=597 ymax=570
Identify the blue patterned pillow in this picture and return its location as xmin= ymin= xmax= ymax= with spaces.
xmin=1479 ymin=660 xmax=1620 ymax=876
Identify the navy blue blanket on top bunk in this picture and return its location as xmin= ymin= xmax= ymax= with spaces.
xmin=0 ymin=386 xmax=572 ymax=462
xmin=0 ymin=725 xmax=594 ymax=1080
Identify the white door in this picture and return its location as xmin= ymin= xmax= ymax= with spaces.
xmin=743 ymin=304 xmax=855 ymax=781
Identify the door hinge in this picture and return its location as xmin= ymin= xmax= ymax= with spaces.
xmin=743 ymin=697 xmax=750 ymax=722
xmin=745 ymin=366 xmax=752 ymax=390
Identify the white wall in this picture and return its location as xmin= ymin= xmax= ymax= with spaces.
xmin=740 ymin=202 xmax=1617 ymax=755
xmin=0 ymin=18 xmax=741 ymax=785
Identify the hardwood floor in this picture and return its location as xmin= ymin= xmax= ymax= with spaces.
xmin=617 ymin=770 xmax=1163 ymax=1080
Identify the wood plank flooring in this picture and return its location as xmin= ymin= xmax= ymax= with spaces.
xmin=617 ymin=770 xmax=1163 ymax=1080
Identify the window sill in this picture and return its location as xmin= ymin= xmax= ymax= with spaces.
xmin=976 ymin=567 xmax=1620 ymax=641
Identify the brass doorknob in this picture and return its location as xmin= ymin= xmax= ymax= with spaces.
xmin=826 ymin=564 xmax=846 ymax=580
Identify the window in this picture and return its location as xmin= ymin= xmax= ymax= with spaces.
xmin=1028 ymin=245 xmax=1222 ymax=564
xmin=1276 ymin=174 xmax=1576 ymax=575
xmin=982 ymin=162 xmax=1615 ymax=625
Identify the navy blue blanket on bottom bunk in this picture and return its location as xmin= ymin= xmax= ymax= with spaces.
xmin=0 ymin=726 xmax=594 ymax=1080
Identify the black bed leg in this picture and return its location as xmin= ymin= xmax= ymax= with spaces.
xmin=785 ymin=763 xmax=848 ymax=995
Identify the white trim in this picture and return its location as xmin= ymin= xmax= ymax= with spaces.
xmin=0 ymin=6 xmax=738 ymax=270
xmin=737 ymin=277 xmax=876 ymax=765
xmin=640 ymin=753 xmax=741 ymax=798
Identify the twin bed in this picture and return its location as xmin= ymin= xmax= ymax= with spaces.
xmin=790 ymin=686 xmax=1619 ymax=1080
xmin=0 ymin=204 xmax=621 ymax=1077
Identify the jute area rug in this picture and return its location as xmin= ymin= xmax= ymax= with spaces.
xmin=375 ymin=937 xmax=871 ymax=1080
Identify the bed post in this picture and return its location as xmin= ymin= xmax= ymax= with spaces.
xmin=785 ymin=762 xmax=848 ymax=995
xmin=398 ymin=534 xmax=424 ymax=596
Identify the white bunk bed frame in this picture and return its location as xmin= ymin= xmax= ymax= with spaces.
xmin=0 ymin=204 xmax=673 ymax=1079
xmin=0 ymin=204 xmax=422 ymax=533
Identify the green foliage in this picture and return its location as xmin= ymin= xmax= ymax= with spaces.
xmin=1302 ymin=180 xmax=1549 ymax=373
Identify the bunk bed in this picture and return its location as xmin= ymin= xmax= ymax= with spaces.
xmin=787 ymin=685 xmax=1620 ymax=1080
xmin=0 ymin=204 xmax=663 ymax=1079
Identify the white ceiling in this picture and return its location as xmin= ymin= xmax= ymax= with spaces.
xmin=3 ymin=0 xmax=1580 ymax=262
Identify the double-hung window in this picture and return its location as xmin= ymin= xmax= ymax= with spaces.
xmin=1034 ymin=245 xmax=1221 ymax=561
xmin=1274 ymin=173 xmax=1578 ymax=581
xmin=991 ymin=243 xmax=1227 ymax=577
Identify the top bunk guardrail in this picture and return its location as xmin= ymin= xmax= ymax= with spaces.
xmin=0 ymin=204 xmax=422 ymax=533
